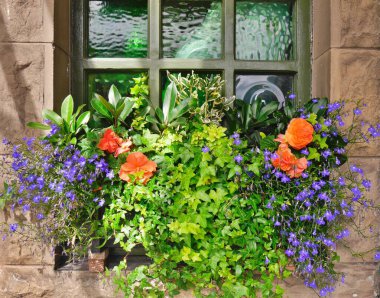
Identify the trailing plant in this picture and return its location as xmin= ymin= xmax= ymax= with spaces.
xmin=1 ymin=74 xmax=380 ymax=298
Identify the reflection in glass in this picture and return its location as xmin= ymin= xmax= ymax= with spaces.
xmin=162 ymin=0 xmax=222 ymax=59
xmin=236 ymin=1 xmax=293 ymax=61
xmin=88 ymin=0 xmax=148 ymax=58
xmin=235 ymin=74 xmax=293 ymax=108
xmin=88 ymin=72 xmax=145 ymax=100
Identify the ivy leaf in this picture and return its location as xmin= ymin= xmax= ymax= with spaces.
xmin=222 ymin=282 xmax=249 ymax=298
xmin=307 ymin=147 xmax=320 ymax=161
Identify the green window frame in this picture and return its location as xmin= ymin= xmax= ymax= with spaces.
xmin=71 ymin=0 xmax=311 ymax=107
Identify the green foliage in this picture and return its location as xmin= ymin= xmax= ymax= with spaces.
xmin=27 ymin=95 xmax=90 ymax=146
xmin=146 ymin=80 xmax=190 ymax=130
xmin=102 ymin=124 xmax=288 ymax=297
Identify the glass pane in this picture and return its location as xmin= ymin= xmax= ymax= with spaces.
xmin=235 ymin=74 xmax=293 ymax=107
xmin=236 ymin=1 xmax=294 ymax=61
xmin=88 ymin=72 xmax=145 ymax=100
xmin=162 ymin=0 xmax=222 ymax=59
xmin=88 ymin=0 xmax=148 ymax=58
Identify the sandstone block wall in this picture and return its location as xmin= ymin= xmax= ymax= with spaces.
xmin=312 ymin=0 xmax=380 ymax=297
xmin=0 ymin=0 xmax=379 ymax=297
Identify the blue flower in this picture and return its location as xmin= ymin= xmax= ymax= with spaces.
xmin=321 ymin=169 xmax=330 ymax=177
xmin=324 ymin=119 xmax=332 ymax=127
xmin=353 ymin=108 xmax=362 ymax=115
xmin=300 ymin=148 xmax=309 ymax=155
xmin=324 ymin=210 xmax=335 ymax=222
xmin=9 ymin=223 xmax=18 ymax=233
xmin=289 ymin=93 xmax=296 ymax=99
xmin=201 ymin=146 xmax=210 ymax=153
xmin=351 ymin=187 xmax=362 ymax=201
xmin=233 ymin=138 xmax=242 ymax=146
xmin=234 ymin=154 xmax=243 ymax=164
xmin=106 ymin=170 xmax=115 ymax=179
xmin=36 ymin=213 xmax=44 ymax=220
xmin=374 ymin=251 xmax=380 ymax=261
xmin=231 ymin=132 xmax=240 ymax=139
xmin=98 ymin=199 xmax=105 ymax=207
xmin=285 ymin=249 xmax=294 ymax=256
xmin=362 ymin=179 xmax=371 ymax=189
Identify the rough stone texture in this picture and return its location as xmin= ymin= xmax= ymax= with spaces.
xmin=0 ymin=0 xmax=53 ymax=43
xmin=330 ymin=49 xmax=380 ymax=156
xmin=312 ymin=50 xmax=331 ymax=98
xmin=339 ymin=0 xmax=380 ymax=48
xmin=337 ymin=158 xmax=380 ymax=263
xmin=0 ymin=265 xmax=123 ymax=298
xmin=0 ymin=208 xmax=54 ymax=266
xmin=312 ymin=0 xmax=331 ymax=60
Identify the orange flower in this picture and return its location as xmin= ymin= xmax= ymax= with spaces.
xmin=98 ymin=129 xmax=123 ymax=154
xmin=272 ymin=144 xmax=298 ymax=172
xmin=284 ymin=118 xmax=314 ymax=150
xmin=286 ymin=157 xmax=308 ymax=178
xmin=114 ymin=139 xmax=133 ymax=158
xmin=119 ymin=152 xmax=157 ymax=184
xmin=271 ymin=144 xmax=308 ymax=178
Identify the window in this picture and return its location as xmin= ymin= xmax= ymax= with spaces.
xmin=70 ymin=0 xmax=311 ymax=262
xmin=71 ymin=0 xmax=311 ymax=107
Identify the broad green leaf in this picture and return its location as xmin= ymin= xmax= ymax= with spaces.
xmin=42 ymin=109 xmax=63 ymax=126
xmin=61 ymin=95 xmax=74 ymax=123
xmin=307 ymin=147 xmax=320 ymax=161
xmin=168 ymin=98 xmax=190 ymax=122
xmin=155 ymin=107 xmax=164 ymax=123
xmin=95 ymin=94 xmax=115 ymax=115
xmin=26 ymin=122 xmax=51 ymax=130
xmin=73 ymin=104 xmax=86 ymax=119
xmin=76 ymin=111 xmax=90 ymax=130
xmin=119 ymin=99 xmax=134 ymax=121
xmin=91 ymin=97 xmax=113 ymax=119
xmin=145 ymin=115 xmax=159 ymax=125
xmin=162 ymin=81 xmax=177 ymax=121
xmin=108 ymin=85 xmax=122 ymax=108
xmin=258 ymin=101 xmax=278 ymax=119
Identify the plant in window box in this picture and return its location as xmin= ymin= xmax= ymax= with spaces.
xmin=1 ymin=73 xmax=380 ymax=298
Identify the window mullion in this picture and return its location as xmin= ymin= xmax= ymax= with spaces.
xmin=149 ymin=0 xmax=161 ymax=106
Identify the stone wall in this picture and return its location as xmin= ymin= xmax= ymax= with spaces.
xmin=0 ymin=0 xmax=379 ymax=297
xmin=312 ymin=0 xmax=380 ymax=297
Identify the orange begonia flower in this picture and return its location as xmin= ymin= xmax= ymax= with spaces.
xmin=284 ymin=118 xmax=314 ymax=150
xmin=114 ymin=139 xmax=133 ymax=158
xmin=119 ymin=152 xmax=157 ymax=184
xmin=98 ymin=129 xmax=123 ymax=154
xmin=287 ymin=157 xmax=308 ymax=178
xmin=271 ymin=144 xmax=308 ymax=178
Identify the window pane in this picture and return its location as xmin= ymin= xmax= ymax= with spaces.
xmin=162 ymin=0 xmax=222 ymax=59
xmin=235 ymin=74 xmax=293 ymax=107
xmin=88 ymin=72 xmax=145 ymax=100
xmin=88 ymin=0 xmax=148 ymax=58
xmin=235 ymin=1 xmax=294 ymax=61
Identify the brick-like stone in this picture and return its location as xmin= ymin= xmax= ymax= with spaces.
xmin=0 ymin=265 xmax=122 ymax=298
xmin=339 ymin=0 xmax=380 ymax=48
xmin=0 ymin=0 xmax=53 ymax=43
xmin=337 ymin=158 xmax=380 ymax=263
xmin=0 ymin=43 xmax=45 ymax=153
xmin=0 ymin=208 xmax=54 ymax=266
xmin=330 ymin=49 xmax=380 ymax=156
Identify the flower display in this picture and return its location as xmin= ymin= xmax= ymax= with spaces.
xmin=284 ymin=118 xmax=314 ymax=150
xmin=1 ymin=74 xmax=380 ymax=298
xmin=97 ymin=129 xmax=123 ymax=154
xmin=119 ymin=152 xmax=157 ymax=184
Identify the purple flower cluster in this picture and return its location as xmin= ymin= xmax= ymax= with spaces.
xmin=1 ymin=139 xmax=109 ymax=236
